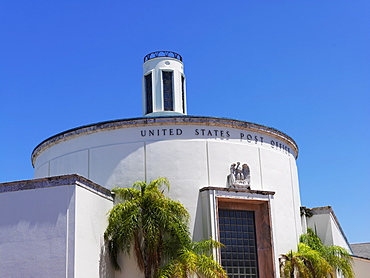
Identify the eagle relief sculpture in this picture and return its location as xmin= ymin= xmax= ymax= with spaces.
xmin=227 ymin=162 xmax=251 ymax=189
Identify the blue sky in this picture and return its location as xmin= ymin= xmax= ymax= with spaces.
xmin=1 ymin=1 xmax=369 ymax=243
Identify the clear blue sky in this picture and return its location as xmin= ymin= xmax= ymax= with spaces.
xmin=1 ymin=1 xmax=369 ymax=243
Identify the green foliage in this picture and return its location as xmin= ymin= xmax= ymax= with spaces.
xmin=158 ymin=239 xmax=227 ymax=278
xmin=104 ymin=178 xmax=227 ymax=278
xmin=280 ymin=228 xmax=354 ymax=278
xmin=299 ymin=228 xmax=323 ymax=253
xmin=104 ymin=178 xmax=190 ymax=277
xmin=300 ymin=228 xmax=354 ymax=278
xmin=280 ymin=243 xmax=333 ymax=278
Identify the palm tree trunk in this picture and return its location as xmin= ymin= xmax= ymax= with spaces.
xmin=144 ymin=253 xmax=150 ymax=278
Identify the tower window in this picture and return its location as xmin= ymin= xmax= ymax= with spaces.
xmin=181 ymin=75 xmax=185 ymax=114
xmin=145 ymin=73 xmax=153 ymax=114
xmin=218 ymin=209 xmax=259 ymax=278
xmin=162 ymin=71 xmax=173 ymax=111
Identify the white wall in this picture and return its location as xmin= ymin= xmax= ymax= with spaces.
xmin=0 ymin=176 xmax=113 ymax=278
xmin=34 ymin=123 xmax=297 ymax=190
xmin=0 ymin=185 xmax=75 ymax=277
xmin=74 ymin=184 xmax=113 ymax=277
xmin=306 ymin=210 xmax=351 ymax=251
xmin=260 ymin=149 xmax=301 ymax=257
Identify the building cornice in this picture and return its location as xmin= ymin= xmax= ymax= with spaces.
xmin=31 ymin=115 xmax=299 ymax=166
xmin=200 ymin=186 xmax=275 ymax=196
xmin=0 ymin=174 xmax=113 ymax=200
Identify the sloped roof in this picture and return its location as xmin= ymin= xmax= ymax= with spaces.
xmin=351 ymin=243 xmax=370 ymax=260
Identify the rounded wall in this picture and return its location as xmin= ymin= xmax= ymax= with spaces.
xmin=32 ymin=116 xmax=301 ymax=249
xmin=33 ymin=117 xmax=298 ymax=192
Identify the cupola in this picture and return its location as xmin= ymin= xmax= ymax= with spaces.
xmin=142 ymin=51 xmax=187 ymax=116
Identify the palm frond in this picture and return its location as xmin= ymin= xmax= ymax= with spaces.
xmin=105 ymin=178 xmax=226 ymax=277
xmin=192 ymin=238 xmax=225 ymax=255
xmin=112 ymin=187 xmax=141 ymax=201
xmin=299 ymin=228 xmax=354 ymax=278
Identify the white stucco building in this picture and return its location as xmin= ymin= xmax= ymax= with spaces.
xmin=0 ymin=51 xmax=366 ymax=277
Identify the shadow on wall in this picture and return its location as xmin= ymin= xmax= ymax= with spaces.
xmin=193 ymin=193 xmax=204 ymax=241
xmin=100 ymin=242 xmax=144 ymax=278
xmin=0 ymin=185 xmax=73 ymax=228
xmin=0 ymin=184 xmax=75 ymax=276
xmin=99 ymin=242 xmax=115 ymax=278
xmin=94 ymin=142 xmax=146 ymax=189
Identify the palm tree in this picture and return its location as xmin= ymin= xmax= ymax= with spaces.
xmin=279 ymin=243 xmax=333 ymax=278
xmin=300 ymin=228 xmax=354 ymax=278
xmin=158 ymin=239 xmax=227 ymax=278
xmin=280 ymin=228 xmax=354 ymax=278
xmin=104 ymin=178 xmax=227 ymax=278
xmin=104 ymin=178 xmax=190 ymax=278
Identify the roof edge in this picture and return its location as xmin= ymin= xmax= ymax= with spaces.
xmin=0 ymin=174 xmax=113 ymax=200
xmin=308 ymin=206 xmax=353 ymax=253
xmin=31 ymin=115 xmax=299 ymax=166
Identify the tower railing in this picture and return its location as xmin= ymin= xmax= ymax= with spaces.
xmin=144 ymin=51 xmax=182 ymax=62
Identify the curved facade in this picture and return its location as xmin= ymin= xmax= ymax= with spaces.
xmin=32 ymin=116 xmax=299 ymax=199
xmin=32 ymin=115 xmax=302 ymax=276
xmin=32 ymin=116 xmax=298 ymax=189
